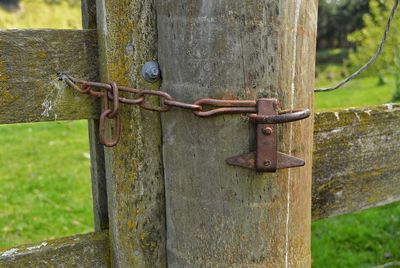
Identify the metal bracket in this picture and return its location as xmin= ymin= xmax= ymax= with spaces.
xmin=226 ymin=98 xmax=310 ymax=172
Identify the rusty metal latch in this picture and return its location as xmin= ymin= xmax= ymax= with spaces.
xmin=226 ymin=99 xmax=310 ymax=172
xmin=63 ymin=75 xmax=310 ymax=173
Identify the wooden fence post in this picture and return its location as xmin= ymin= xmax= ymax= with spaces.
xmin=95 ymin=0 xmax=166 ymax=267
xmin=81 ymin=0 xmax=109 ymax=232
xmin=156 ymin=0 xmax=318 ymax=266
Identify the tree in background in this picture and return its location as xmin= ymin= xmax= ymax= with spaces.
xmin=317 ymin=0 xmax=369 ymax=49
xmin=347 ymin=0 xmax=400 ymax=101
xmin=0 ymin=0 xmax=20 ymax=11
xmin=0 ymin=0 xmax=79 ymax=11
xmin=0 ymin=0 xmax=82 ymax=29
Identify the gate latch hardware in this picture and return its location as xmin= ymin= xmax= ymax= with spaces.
xmin=226 ymin=99 xmax=310 ymax=172
xmin=63 ymin=75 xmax=310 ymax=173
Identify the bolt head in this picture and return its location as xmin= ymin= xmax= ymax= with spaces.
xmin=142 ymin=61 xmax=161 ymax=83
xmin=262 ymin=127 xmax=273 ymax=135
xmin=150 ymin=68 xmax=159 ymax=77
xmin=264 ymin=160 xmax=271 ymax=167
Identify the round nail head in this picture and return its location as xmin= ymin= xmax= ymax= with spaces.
xmin=262 ymin=127 xmax=273 ymax=135
xmin=142 ymin=61 xmax=161 ymax=83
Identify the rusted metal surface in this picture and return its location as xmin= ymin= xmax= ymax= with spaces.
xmin=192 ymin=98 xmax=257 ymax=117
xmin=64 ymin=75 xmax=258 ymax=118
xmin=256 ymin=99 xmax=278 ymax=172
xmin=226 ymin=98 xmax=309 ymax=172
xmin=65 ymin=75 xmax=310 ymax=122
xmin=98 ymin=84 xmax=121 ymax=147
xmin=64 ymin=76 xmax=310 ymax=173
xmin=248 ymin=108 xmax=310 ymax=124
xmin=226 ymin=151 xmax=306 ymax=171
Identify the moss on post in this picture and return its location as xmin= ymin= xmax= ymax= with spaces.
xmin=0 ymin=29 xmax=99 ymax=124
xmin=96 ymin=0 xmax=166 ymax=267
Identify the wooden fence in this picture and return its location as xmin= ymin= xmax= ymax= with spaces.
xmin=1 ymin=0 xmax=399 ymax=267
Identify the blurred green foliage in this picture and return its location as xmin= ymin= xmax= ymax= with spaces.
xmin=317 ymin=0 xmax=369 ymax=49
xmin=0 ymin=0 xmax=81 ymax=29
xmin=347 ymin=0 xmax=400 ymax=101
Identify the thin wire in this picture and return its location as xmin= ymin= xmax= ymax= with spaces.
xmin=315 ymin=0 xmax=399 ymax=92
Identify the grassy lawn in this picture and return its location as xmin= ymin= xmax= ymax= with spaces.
xmin=312 ymin=52 xmax=400 ymax=267
xmin=312 ymin=203 xmax=400 ymax=267
xmin=315 ymin=48 xmax=397 ymax=110
xmin=316 ymin=76 xmax=396 ymax=110
xmin=1 ymin=1 xmax=400 ymax=267
xmin=0 ymin=121 xmax=93 ymax=249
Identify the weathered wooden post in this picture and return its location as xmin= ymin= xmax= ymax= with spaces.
xmin=82 ymin=0 xmax=109 ymax=232
xmin=156 ymin=0 xmax=318 ymax=266
xmin=95 ymin=0 xmax=166 ymax=267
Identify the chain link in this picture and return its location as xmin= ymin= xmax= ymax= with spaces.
xmin=63 ymin=74 xmax=257 ymax=116
xmin=99 ymin=89 xmax=121 ymax=147
xmin=62 ymin=74 xmax=309 ymax=147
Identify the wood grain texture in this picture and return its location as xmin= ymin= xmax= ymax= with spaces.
xmin=312 ymin=104 xmax=400 ymax=220
xmin=96 ymin=0 xmax=166 ymax=267
xmin=82 ymin=0 xmax=97 ymax=30
xmin=0 ymin=231 xmax=110 ymax=268
xmin=156 ymin=0 xmax=317 ymax=266
xmin=82 ymin=0 xmax=109 ymax=232
xmin=0 ymin=29 xmax=99 ymax=124
xmin=1 ymin=27 xmax=397 ymax=228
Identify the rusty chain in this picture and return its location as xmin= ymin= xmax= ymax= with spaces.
xmin=62 ymin=74 xmax=310 ymax=147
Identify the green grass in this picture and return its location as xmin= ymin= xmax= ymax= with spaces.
xmin=1 ymin=1 xmax=400 ymax=267
xmin=315 ymin=76 xmax=396 ymax=110
xmin=315 ymin=48 xmax=397 ymax=110
xmin=0 ymin=121 xmax=93 ymax=249
xmin=312 ymin=203 xmax=400 ymax=267
xmin=312 ymin=54 xmax=400 ymax=267
xmin=0 ymin=0 xmax=90 ymax=250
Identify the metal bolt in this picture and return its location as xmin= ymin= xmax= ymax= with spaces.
xmin=262 ymin=127 xmax=273 ymax=135
xmin=264 ymin=160 xmax=271 ymax=167
xmin=142 ymin=61 xmax=161 ymax=83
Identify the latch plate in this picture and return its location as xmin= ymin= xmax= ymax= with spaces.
xmin=257 ymin=99 xmax=278 ymax=172
xmin=226 ymin=98 xmax=309 ymax=173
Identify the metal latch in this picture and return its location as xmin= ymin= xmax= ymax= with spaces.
xmin=226 ymin=98 xmax=310 ymax=172
xmin=63 ymin=76 xmax=310 ymax=172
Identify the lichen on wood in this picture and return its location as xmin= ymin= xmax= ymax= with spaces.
xmin=0 ymin=29 xmax=99 ymax=124
xmin=312 ymin=104 xmax=400 ymax=220
xmin=96 ymin=0 xmax=166 ymax=267
xmin=0 ymin=231 xmax=110 ymax=267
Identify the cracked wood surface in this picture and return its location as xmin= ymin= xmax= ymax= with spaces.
xmin=0 ymin=231 xmax=110 ymax=267
xmin=156 ymin=0 xmax=317 ymax=266
xmin=312 ymin=104 xmax=400 ymax=220
xmin=96 ymin=0 xmax=166 ymax=267
xmin=81 ymin=0 xmax=109 ymax=232
xmin=0 ymin=29 xmax=99 ymax=124
xmin=0 ymin=28 xmax=399 ymax=223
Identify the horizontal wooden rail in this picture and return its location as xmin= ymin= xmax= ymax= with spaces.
xmin=0 ymin=231 xmax=109 ymax=267
xmin=1 ymin=30 xmax=399 ymax=220
xmin=0 ymin=29 xmax=100 ymax=124
xmin=312 ymin=104 xmax=400 ymax=220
